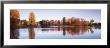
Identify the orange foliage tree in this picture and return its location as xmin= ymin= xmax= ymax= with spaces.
xmin=10 ymin=9 xmax=20 ymax=18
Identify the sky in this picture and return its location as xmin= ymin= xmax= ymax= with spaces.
xmin=18 ymin=9 xmax=101 ymax=22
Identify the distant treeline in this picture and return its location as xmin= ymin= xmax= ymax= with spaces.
xmin=20 ymin=17 xmax=101 ymax=28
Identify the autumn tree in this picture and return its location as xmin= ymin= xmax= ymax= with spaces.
xmin=80 ymin=18 xmax=88 ymax=26
xmin=10 ymin=9 xmax=20 ymax=18
xmin=75 ymin=18 xmax=80 ymax=26
xmin=28 ymin=11 xmax=36 ymax=26
xmin=71 ymin=17 xmax=75 ymax=25
xmin=10 ymin=9 xmax=20 ymax=29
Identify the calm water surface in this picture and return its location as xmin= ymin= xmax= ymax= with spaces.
xmin=11 ymin=26 xmax=101 ymax=39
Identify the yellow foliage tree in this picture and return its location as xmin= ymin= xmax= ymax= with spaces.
xmin=28 ymin=11 xmax=36 ymax=26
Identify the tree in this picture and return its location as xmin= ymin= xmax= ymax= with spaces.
xmin=10 ymin=9 xmax=20 ymax=18
xmin=89 ymin=19 xmax=94 ymax=26
xmin=28 ymin=11 xmax=36 ymax=26
xmin=63 ymin=17 xmax=66 ymax=26
xmin=58 ymin=20 xmax=60 ymax=26
xmin=74 ymin=18 xmax=80 ymax=26
xmin=71 ymin=17 xmax=75 ymax=25
xmin=10 ymin=9 xmax=20 ymax=29
xmin=80 ymin=18 xmax=88 ymax=26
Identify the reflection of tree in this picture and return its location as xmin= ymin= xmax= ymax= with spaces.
xmin=10 ymin=29 xmax=19 ymax=39
xmin=40 ymin=25 xmax=101 ymax=36
xmin=28 ymin=28 xmax=35 ymax=39
xmin=42 ymin=28 xmax=49 ymax=31
xmin=63 ymin=27 xmax=66 ymax=36
xmin=90 ymin=27 xmax=94 ymax=33
xmin=65 ymin=26 xmax=81 ymax=35
xmin=64 ymin=26 xmax=93 ymax=35
xmin=81 ymin=26 xmax=89 ymax=34
xmin=58 ymin=26 xmax=60 ymax=31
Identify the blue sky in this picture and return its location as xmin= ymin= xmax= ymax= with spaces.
xmin=18 ymin=9 xmax=101 ymax=22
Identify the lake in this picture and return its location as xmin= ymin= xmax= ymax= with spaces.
xmin=10 ymin=26 xmax=101 ymax=39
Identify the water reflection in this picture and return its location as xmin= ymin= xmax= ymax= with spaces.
xmin=90 ymin=27 xmax=94 ymax=33
xmin=28 ymin=27 xmax=35 ymax=39
xmin=41 ymin=26 xmax=98 ymax=35
xmin=63 ymin=27 xmax=66 ymax=36
xmin=10 ymin=26 xmax=101 ymax=39
xmin=10 ymin=29 xmax=19 ymax=39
